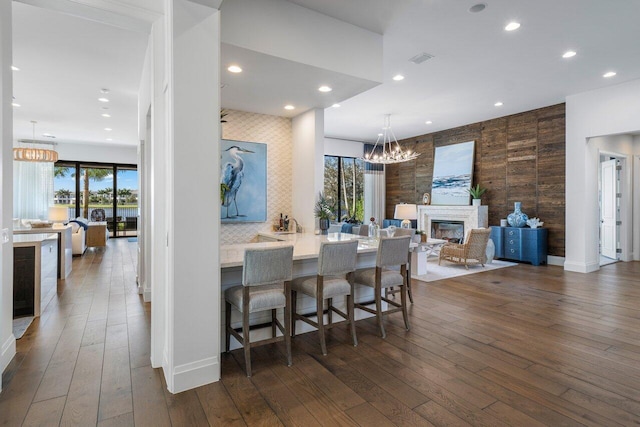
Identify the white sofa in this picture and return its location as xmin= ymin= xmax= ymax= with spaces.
xmin=70 ymin=222 xmax=86 ymax=255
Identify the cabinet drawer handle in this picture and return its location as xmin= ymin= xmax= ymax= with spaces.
xmin=509 ymin=240 xmax=514 ymax=244
xmin=509 ymin=231 xmax=514 ymax=236
xmin=510 ymin=249 xmax=515 ymax=253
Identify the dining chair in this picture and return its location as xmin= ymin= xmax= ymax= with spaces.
xmin=354 ymin=236 xmax=411 ymax=338
xmin=291 ymin=240 xmax=359 ymax=355
xmin=225 ymin=245 xmax=294 ymax=376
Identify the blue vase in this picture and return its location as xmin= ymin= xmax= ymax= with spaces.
xmin=507 ymin=202 xmax=528 ymax=227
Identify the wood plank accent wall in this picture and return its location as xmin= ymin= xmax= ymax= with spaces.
xmin=386 ymin=103 xmax=566 ymax=257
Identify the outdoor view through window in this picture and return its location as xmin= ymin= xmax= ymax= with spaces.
xmin=54 ymin=162 xmax=138 ymax=237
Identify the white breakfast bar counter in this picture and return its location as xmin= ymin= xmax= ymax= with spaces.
xmin=220 ymin=232 xmax=381 ymax=350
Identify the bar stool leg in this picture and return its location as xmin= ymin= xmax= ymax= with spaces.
xmin=225 ymin=301 xmax=231 ymax=352
xmin=401 ymin=267 xmax=411 ymax=331
xmin=284 ymin=282 xmax=292 ymax=366
xmin=271 ymin=309 xmax=277 ymax=337
xmin=348 ymin=292 xmax=357 ymax=347
xmin=291 ymin=290 xmax=298 ymax=337
xmin=243 ymin=307 xmax=252 ymax=376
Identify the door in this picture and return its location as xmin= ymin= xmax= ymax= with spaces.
xmin=600 ymin=159 xmax=617 ymax=259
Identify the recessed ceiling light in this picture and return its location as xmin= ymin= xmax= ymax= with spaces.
xmin=106 ymin=138 xmax=113 ymax=141
xmin=332 ymin=103 xmax=341 ymax=108
xmin=603 ymin=71 xmax=617 ymax=78
xmin=100 ymin=88 xmax=110 ymax=94
xmin=284 ymin=105 xmax=295 ymax=110
xmin=562 ymin=50 xmax=577 ymax=59
xmin=505 ymin=22 xmax=521 ymax=31
xmin=227 ymin=65 xmax=242 ymax=73
xmin=494 ymin=101 xmax=503 ymax=107
xmin=42 ymin=133 xmax=55 ymax=138
xmin=318 ymin=85 xmax=332 ymax=92
xmin=468 ymin=3 xmax=487 ymax=13
xmin=425 ymin=120 xmax=432 ymax=124
xmin=98 ymin=97 xmax=109 ymax=103
xmin=378 ymin=133 xmax=383 ymax=136
xmin=11 ymin=102 xmax=20 ymax=107
xmin=104 ymin=127 xmax=112 ymax=131
xmin=102 ymin=113 xmax=111 ymax=118
xmin=11 ymin=65 xmax=19 ymax=71
xmin=392 ymin=74 xmax=405 ymax=81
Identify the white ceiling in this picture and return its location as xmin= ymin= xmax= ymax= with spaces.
xmin=11 ymin=0 xmax=640 ymax=147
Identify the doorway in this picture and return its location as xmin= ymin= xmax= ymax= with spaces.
xmin=599 ymin=153 xmax=624 ymax=266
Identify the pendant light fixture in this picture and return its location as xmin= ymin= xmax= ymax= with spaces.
xmin=361 ymin=114 xmax=419 ymax=164
xmin=13 ymin=121 xmax=59 ymax=162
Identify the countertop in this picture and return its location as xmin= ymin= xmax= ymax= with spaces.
xmin=13 ymin=233 xmax=58 ymax=247
xmin=221 ymin=232 xmax=379 ymax=268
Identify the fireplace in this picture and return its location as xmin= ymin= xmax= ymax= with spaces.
xmin=431 ymin=220 xmax=464 ymax=243
xmin=417 ymin=205 xmax=488 ymax=241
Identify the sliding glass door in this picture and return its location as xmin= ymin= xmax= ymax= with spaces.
xmin=54 ymin=161 xmax=138 ymax=238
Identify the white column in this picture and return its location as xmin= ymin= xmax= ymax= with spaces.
xmin=0 ymin=0 xmax=15 ymax=389
xmin=162 ymin=0 xmax=221 ymax=393
xmin=292 ymin=108 xmax=324 ymax=232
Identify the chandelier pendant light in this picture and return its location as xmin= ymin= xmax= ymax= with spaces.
xmin=361 ymin=114 xmax=420 ymax=164
xmin=13 ymin=121 xmax=59 ymax=162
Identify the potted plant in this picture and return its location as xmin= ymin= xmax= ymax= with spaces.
xmin=314 ymin=192 xmax=334 ymax=235
xmin=467 ymin=184 xmax=487 ymax=206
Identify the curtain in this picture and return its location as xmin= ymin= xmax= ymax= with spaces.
xmin=363 ymin=144 xmax=385 ymax=224
xmin=13 ymin=160 xmax=54 ymax=220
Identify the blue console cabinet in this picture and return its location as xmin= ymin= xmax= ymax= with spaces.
xmin=490 ymin=226 xmax=547 ymax=266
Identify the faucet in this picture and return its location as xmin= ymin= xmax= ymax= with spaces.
xmin=288 ymin=218 xmax=302 ymax=233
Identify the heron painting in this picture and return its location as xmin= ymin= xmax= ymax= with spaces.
xmin=220 ymin=139 xmax=267 ymax=222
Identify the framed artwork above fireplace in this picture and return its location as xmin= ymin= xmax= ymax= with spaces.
xmin=431 ymin=141 xmax=475 ymax=206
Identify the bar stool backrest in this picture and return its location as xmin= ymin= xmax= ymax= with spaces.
xmin=377 ymin=236 xmax=411 ymax=268
xmin=318 ymin=240 xmax=359 ymax=276
xmin=243 ymin=246 xmax=294 ymax=286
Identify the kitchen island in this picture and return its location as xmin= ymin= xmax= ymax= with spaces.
xmin=221 ymin=232 xmax=382 ymax=350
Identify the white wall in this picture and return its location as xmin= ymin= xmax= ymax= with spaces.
xmin=292 ymin=109 xmax=324 ymax=233
xmin=565 ymin=78 xmax=640 ymax=272
xmin=324 ymin=137 xmax=364 ymax=158
xmin=55 ymin=142 xmax=137 ymax=165
xmin=0 ymin=0 xmax=15 ymax=390
xmin=163 ymin=0 xmax=221 ymax=393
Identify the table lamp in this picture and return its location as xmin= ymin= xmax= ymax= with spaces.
xmin=394 ymin=203 xmax=417 ymax=229
xmin=49 ymin=206 xmax=69 ymax=229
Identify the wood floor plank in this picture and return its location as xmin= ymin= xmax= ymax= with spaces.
xmin=344 ymin=402 xmax=396 ymax=427
xmin=98 ymin=345 xmax=133 ymax=421
xmin=414 ymin=400 xmax=473 ymax=427
xmin=131 ymin=365 xmax=171 ymax=427
xmin=195 ymin=380 xmax=246 ymax=426
xmin=22 ymin=396 xmax=66 ymax=427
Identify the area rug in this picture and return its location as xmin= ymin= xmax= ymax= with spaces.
xmin=413 ymin=258 xmax=517 ymax=283
xmin=13 ymin=316 xmax=34 ymax=339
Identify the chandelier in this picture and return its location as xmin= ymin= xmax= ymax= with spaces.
xmin=361 ymin=114 xmax=420 ymax=164
xmin=13 ymin=121 xmax=58 ymax=162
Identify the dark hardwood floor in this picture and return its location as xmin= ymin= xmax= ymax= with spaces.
xmin=1 ymin=239 xmax=639 ymax=426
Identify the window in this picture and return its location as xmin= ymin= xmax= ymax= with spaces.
xmin=54 ymin=161 xmax=138 ymax=237
xmin=324 ymin=156 xmax=364 ymax=223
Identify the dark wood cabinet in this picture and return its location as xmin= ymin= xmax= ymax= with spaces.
xmin=490 ymin=226 xmax=548 ymax=266
xmin=13 ymin=247 xmax=36 ymax=317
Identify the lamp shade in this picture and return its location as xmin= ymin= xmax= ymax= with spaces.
xmin=49 ymin=206 xmax=69 ymax=227
xmin=394 ymin=203 xmax=417 ymax=229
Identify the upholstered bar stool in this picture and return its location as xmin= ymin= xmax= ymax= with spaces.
xmin=291 ymin=240 xmax=359 ymax=355
xmin=389 ymin=228 xmax=416 ymax=303
xmin=354 ymin=236 xmax=411 ymax=338
xmin=225 ymin=245 xmax=294 ymax=377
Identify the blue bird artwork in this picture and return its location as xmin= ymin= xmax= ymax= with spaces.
xmin=221 ymin=145 xmax=254 ymax=218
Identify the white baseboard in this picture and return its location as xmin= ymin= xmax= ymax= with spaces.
xmin=547 ymin=255 xmax=565 ymax=266
xmin=0 ymin=333 xmax=16 ymax=375
xmin=166 ymin=356 xmax=220 ymax=394
xmin=564 ymin=260 xmax=600 ymax=273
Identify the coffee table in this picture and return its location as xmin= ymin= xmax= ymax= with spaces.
xmin=410 ymin=238 xmax=447 ymax=276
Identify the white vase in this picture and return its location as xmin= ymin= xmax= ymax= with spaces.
xmin=485 ymin=239 xmax=495 ymax=264
xmin=472 ymin=198 xmax=481 ymax=206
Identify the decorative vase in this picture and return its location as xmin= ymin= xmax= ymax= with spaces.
xmin=472 ymin=198 xmax=481 ymax=206
xmin=319 ymin=218 xmax=330 ymax=235
xmin=485 ymin=238 xmax=495 ymax=264
xmin=507 ymin=202 xmax=528 ymax=227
